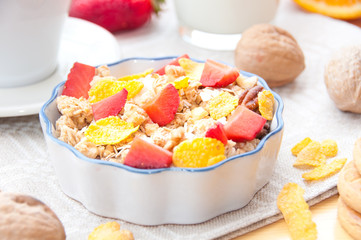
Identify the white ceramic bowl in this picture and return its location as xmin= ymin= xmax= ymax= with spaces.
xmin=39 ymin=56 xmax=284 ymax=225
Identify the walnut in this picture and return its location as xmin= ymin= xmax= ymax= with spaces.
xmin=238 ymin=85 xmax=264 ymax=111
xmin=235 ymin=24 xmax=305 ymax=87
xmin=0 ymin=192 xmax=65 ymax=240
xmin=324 ymin=45 xmax=361 ymax=113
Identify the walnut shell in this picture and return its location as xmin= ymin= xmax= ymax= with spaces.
xmin=235 ymin=24 xmax=305 ymax=87
xmin=324 ymin=45 xmax=361 ymax=113
xmin=0 ymin=192 xmax=66 ymax=240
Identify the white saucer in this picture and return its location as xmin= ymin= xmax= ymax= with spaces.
xmin=0 ymin=17 xmax=121 ymax=117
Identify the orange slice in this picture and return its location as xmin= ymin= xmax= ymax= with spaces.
xmin=293 ymin=0 xmax=361 ymax=20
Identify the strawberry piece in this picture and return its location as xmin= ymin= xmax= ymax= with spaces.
xmin=69 ymin=0 xmax=163 ymax=32
xmin=62 ymin=62 xmax=95 ymax=99
xmin=200 ymin=59 xmax=239 ymax=88
xmin=92 ymin=88 xmax=128 ymax=121
xmin=143 ymin=84 xmax=180 ymax=126
xmin=155 ymin=54 xmax=190 ymax=75
xmin=124 ymin=137 xmax=173 ymax=169
xmin=205 ymin=122 xmax=228 ymax=145
xmin=224 ymin=106 xmax=267 ymax=142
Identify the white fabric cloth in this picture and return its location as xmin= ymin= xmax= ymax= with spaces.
xmin=1 ymin=0 xmax=361 ymax=239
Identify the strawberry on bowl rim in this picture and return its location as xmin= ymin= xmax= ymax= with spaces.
xmin=39 ymin=56 xmax=284 ymax=225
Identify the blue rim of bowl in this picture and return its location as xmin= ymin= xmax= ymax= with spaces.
xmin=40 ymin=56 xmax=284 ymax=174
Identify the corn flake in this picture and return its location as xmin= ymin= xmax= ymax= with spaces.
xmin=85 ymin=116 xmax=139 ymax=145
xmin=178 ymin=58 xmax=204 ymax=81
xmin=88 ymin=79 xmax=144 ymax=103
xmin=302 ymin=158 xmax=347 ymax=181
xmin=320 ymin=139 xmax=338 ymax=158
xmin=293 ymin=141 xmax=326 ymax=168
xmin=208 ymin=91 xmax=238 ymax=120
xmin=88 ymin=221 xmax=134 ymax=240
xmin=291 ymin=137 xmax=313 ymax=156
xmin=173 ymin=76 xmax=189 ymax=89
xmin=258 ymin=90 xmax=275 ymax=120
xmin=207 ymin=154 xmax=226 ymax=166
xmin=117 ymin=68 xmax=154 ymax=81
xmin=277 ymin=183 xmax=317 ymax=240
xmin=172 ymin=137 xmax=226 ymax=168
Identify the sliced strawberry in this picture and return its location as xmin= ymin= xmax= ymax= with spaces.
xmin=62 ymin=62 xmax=96 ymax=99
xmin=124 ymin=137 xmax=173 ymax=169
xmin=155 ymin=54 xmax=190 ymax=75
xmin=224 ymin=106 xmax=266 ymax=142
xmin=205 ymin=122 xmax=228 ymax=145
xmin=200 ymin=59 xmax=239 ymax=88
xmin=143 ymin=84 xmax=180 ymax=126
xmin=92 ymin=88 xmax=128 ymax=121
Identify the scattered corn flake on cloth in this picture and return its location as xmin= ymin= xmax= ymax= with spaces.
xmin=1 ymin=0 xmax=361 ymax=239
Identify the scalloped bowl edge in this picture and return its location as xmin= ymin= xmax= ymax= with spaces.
xmin=39 ymin=56 xmax=284 ymax=225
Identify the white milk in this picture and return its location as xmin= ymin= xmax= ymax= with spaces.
xmin=174 ymin=0 xmax=278 ymax=50
xmin=0 ymin=0 xmax=70 ymax=88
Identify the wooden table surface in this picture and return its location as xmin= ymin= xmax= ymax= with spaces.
xmin=233 ymin=194 xmax=352 ymax=240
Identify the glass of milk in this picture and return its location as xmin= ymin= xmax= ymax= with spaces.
xmin=173 ymin=0 xmax=278 ymax=51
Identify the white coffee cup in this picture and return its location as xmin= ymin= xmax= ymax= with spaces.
xmin=173 ymin=0 xmax=278 ymax=50
xmin=0 ymin=0 xmax=70 ymax=88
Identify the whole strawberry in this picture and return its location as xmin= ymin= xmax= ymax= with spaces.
xmin=69 ymin=0 xmax=164 ymax=32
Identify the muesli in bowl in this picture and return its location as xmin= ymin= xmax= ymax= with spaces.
xmin=40 ymin=55 xmax=284 ymax=225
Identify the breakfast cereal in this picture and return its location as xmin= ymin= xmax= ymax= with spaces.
xmin=302 ymin=158 xmax=347 ymax=181
xmin=277 ymin=183 xmax=317 ymax=240
xmin=88 ymin=222 xmax=134 ymax=240
xmin=55 ymin=56 xmax=275 ymax=169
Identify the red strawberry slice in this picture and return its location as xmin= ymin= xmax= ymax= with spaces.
xmin=92 ymin=88 xmax=128 ymax=121
xmin=69 ymin=0 xmax=164 ymax=32
xmin=224 ymin=106 xmax=266 ymax=142
xmin=143 ymin=84 xmax=180 ymax=126
xmin=62 ymin=62 xmax=95 ymax=99
xmin=205 ymin=122 xmax=228 ymax=145
xmin=155 ymin=54 xmax=190 ymax=75
xmin=200 ymin=59 xmax=239 ymax=88
xmin=124 ymin=137 xmax=173 ymax=169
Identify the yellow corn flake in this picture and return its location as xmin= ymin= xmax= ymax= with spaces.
xmin=291 ymin=137 xmax=313 ymax=156
xmin=302 ymin=158 xmax=347 ymax=181
xmin=88 ymin=222 xmax=134 ymax=240
xmin=208 ymin=91 xmax=238 ymax=120
xmin=172 ymin=137 xmax=226 ymax=168
xmin=88 ymin=79 xmax=144 ymax=103
xmin=277 ymin=183 xmax=317 ymax=240
xmin=293 ymin=141 xmax=326 ymax=167
xmin=85 ymin=116 xmax=139 ymax=145
xmin=173 ymin=76 xmax=189 ymax=89
xmin=258 ymin=90 xmax=275 ymax=120
xmin=117 ymin=68 xmax=153 ymax=81
xmin=320 ymin=139 xmax=338 ymax=158
xmin=178 ymin=58 xmax=204 ymax=81
xmin=207 ymin=154 xmax=227 ymax=166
